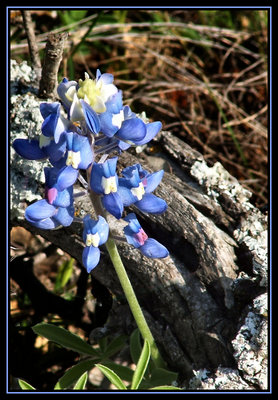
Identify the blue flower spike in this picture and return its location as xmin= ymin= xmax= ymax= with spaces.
xmin=124 ymin=213 xmax=169 ymax=258
xmin=90 ymin=157 xmax=124 ymax=219
xmin=118 ymin=164 xmax=167 ymax=214
xmin=82 ymin=215 xmax=109 ymax=272
xmin=12 ymin=68 xmax=168 ymax=275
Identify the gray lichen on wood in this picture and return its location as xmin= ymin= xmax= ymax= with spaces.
xmin=9 ymin=60 xmax=268 ymax=390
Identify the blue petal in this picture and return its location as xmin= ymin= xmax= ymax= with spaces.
xmin=98 ymin=72 xmax=114 ymax=85
xmin=53 ymin=186 xmax=73 ymax=208
xmin=40 ymin=102 xmax=60 ymax=119
xmin=82 ymin=246 xmax=100 ymax=273
xmin=94 ymin=216 xmax=110 ymax=245
xmin=133 ymin=121 xmax=162 ymax=145
xmin=53 ymin=204 xmax=74 ymax=227
xmin=25 ymin=215 xmax=59 ymax=230
xmin=57 ymin=79 xmax=77 ymax=110
xmin=45 ymin=134 xmax=67 ymax=162
xmin=13 ymin=139 xmax=47 ymax=160
xmin=124 ymin=225 xmax=141 ymax=248
xmin=99 ymin=111 xmax=119 ymax=137
xmin=117 ymin=140 xmax=131 ymax=151
xmin=117 ymin=182 xmax=137 ymax=206
xmin=145 ymin=170 xmax=164 ymax=193
xmin=82 ymin=215 xmax=109 ymax=245
xmin=101 ymin=192 xmax=123 ymax=219
xmin=41 ymin=103 xmax=61 ymax=137
xmin=25 ymin=199 xmax=56 ymax=221
xmin=135 ymin=193 xmax=167 ymax=214
xmin=56 ymin=165 xmax=79 ymax=191
xmin=81 ymin=100 xmax=100 ymax=134
xmin=140 ymin=238 xmax=169 ymax=258
xmin=105 ymin=91 xmax=123 ymax=114
xmin=77 ymin=138 xmax=94 ymax=170
xmin=90 ymin=157 xmax=118 ymax=194
xmin=116 ymin=118 xmax=146 ymax=143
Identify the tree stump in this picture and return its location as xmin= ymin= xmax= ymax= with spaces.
xmin=9 ymin=60 xmax=268 ymax=390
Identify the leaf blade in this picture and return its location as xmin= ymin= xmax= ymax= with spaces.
xmin=54 ymin=359 xmax=97 ymax=390
xmin=131 ymin=339 xmax=151 ymax=390
xmin=18 ymin=379 xmax=36 ymax=390
xmin=95 ymin=363 xmax=127 ymax=390
xmin=73 ymin=371 xmax=88 ymax=390
xmin=32 ymin=323 xmax=100 ymax=356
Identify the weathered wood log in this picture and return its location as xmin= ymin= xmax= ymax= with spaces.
xmin=10 ymin=60 xmax=268 ymax=390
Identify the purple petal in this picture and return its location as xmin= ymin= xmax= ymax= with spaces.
xmin=25 ymin=199 xmax=56 ymax=221
xmin=82 ymin=246 xmax=100 ymax=273
xmin=13 ymin=139 xmax=47 ymax=160
xmin=140 ymin=238 xmax=169 ymax=258
xmin=135 ymin=193 xmax=167 ymax=214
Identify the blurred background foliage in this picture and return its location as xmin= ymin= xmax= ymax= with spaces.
xmin=10 ymin=8 xmax=268 ymax=209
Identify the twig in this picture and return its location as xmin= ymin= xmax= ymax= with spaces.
xmin=39 ymin=32 xmax=68 ymax=99
xmin=21 ymin=10 xmax=41 ymax=83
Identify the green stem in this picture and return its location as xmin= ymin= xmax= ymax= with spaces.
xmin=105 ymin=236 xmax=166 ymax=369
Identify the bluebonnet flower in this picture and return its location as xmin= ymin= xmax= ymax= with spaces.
xmin=40 ymin=102 xmax=69 ymax=143
xmin=82 ymin=215 xmax=109 ymax=272
xmin=54 ymin=131 xmax=94 ymax=190
xmin=99 ymin=105 xmax=162 ymax=149
xmin=118 ymin=164 xmax=167 ymax=214
xmin=57 ymin=70 xmax=121 ymax=134
xmin=12 ymin=101 xmax=69 ymax=163
xmin=90 ymin=157 xmax=123 ymax=219
xmin=12 ymin=67 xmax=169 ymax=272
xmin=124 ymin=213 xmax=169 ymax=258
xmin=25 ymin=167 xmax=74 ymax=229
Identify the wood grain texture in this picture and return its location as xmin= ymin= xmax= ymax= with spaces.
xmin=10 ymin=63 xmax=268 ymax=388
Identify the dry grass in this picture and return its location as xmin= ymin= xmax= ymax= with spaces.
xmin=10 ymin=9 xmax=268 ymax=207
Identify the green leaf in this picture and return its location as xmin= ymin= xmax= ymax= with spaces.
xmin=140 ymin=367 xmax=178 ymax=389
xmin=54 ymin=359 xmax=97 ymax=390
xmin=102 ymin=334 xmax=127 ymax=359
xmin=18 ymin=379 xmax=36 ymax=390
xmin=101 ymin=361 xmax=134 ymax=383
xmin=95 ymin=364 xmax=127 ymax=390
xmin=55 ymin=257 xmax=74 ymax=291
xmin=32 ymin=323 xmax=100 ymax=357
xmin=150 ymin=385 xmax=182 ymax=390
xmin=129 ymin=328 xmax=142 ymax=365
xmin=131 ymin=339 xmax=151 ymax=390
xmin=73 ymin=371 xmax=88 ymax=390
